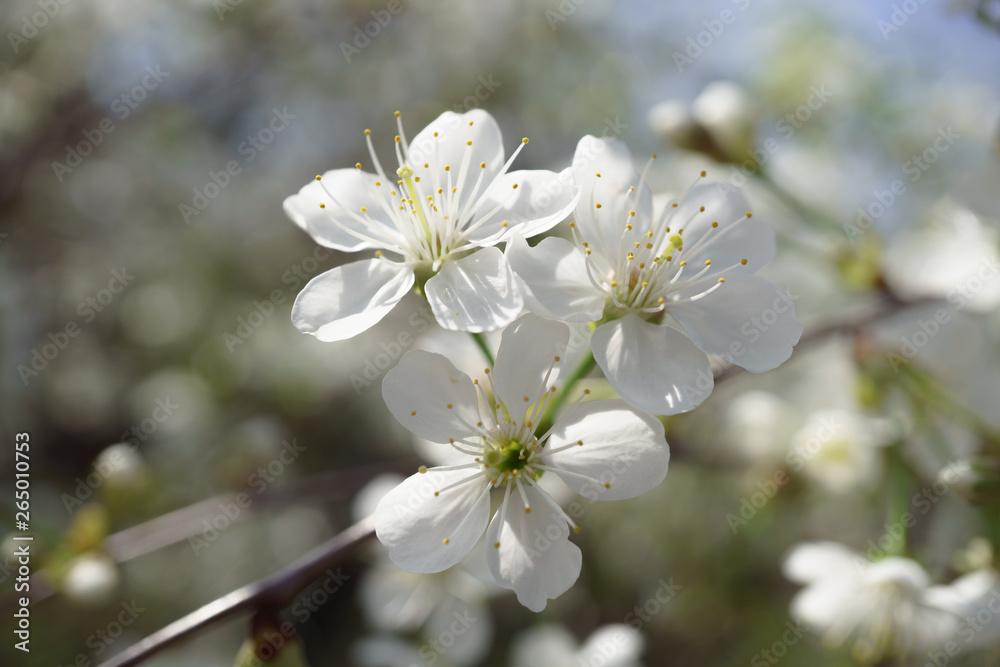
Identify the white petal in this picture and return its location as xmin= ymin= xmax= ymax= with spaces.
xmin=668 ymin=181 xmax=774 ymax=275
xmin=486 ymin=484 xmax=582 ymax=612
xmin=510 ymin=625 xmax=578 ymax=667
xmin=382 ymin=350 xmax=483 ymax=443
xmin=493 ymin=314 xmax=569 ymax=409
xmin=291 ymin=259 xmax=413 ymax=342
xmin=571 ymin=136 xmax=653 ymax=260
xmin=407 ymin=109 xmax=504 ymax=215
xmin=789 ymin=580 xmax=855 ymax=630
xmin=669 ymin=276 xmax=802 ymax=373
xmin=506 ymin=233 xmax=607 ymax=323
xmin=352 ymin=635 xmax=425 ymax=667
xmin=782 ymin=541 xmax=864 ymax=584
xmin=591 ymin=316 xmax=714 ymax=416
xmin=374 ymin=468 xmax=490 ymax=573
xmin=358 ymin=563 xmax=438 ymax=631
xmin=425 ymin=247 xmax=522 ymax=332
xmin=283 ymin=169 xmax=396 ymax=252
xmin=424 ymin=597 xmax=493 ymax=666
xmin=464 ymin=168 xmax=579 ymax=245
xmin=577 ymin=625 xmax=645 ymax=667
xmin=543 ymin=401 xmax=669 ymax=501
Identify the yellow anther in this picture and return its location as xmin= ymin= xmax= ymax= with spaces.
xmin=700 ymin=170 xmax=707 ymax=177
xmin=746 ymin=212 xmax=752 ymax=218
xmin=411 ymin=410 xmax=417 ymax=415
xmin=318 ymin=203 xmax=326 ymax=209
xmin=522 ymin=137 xmax=529 ymax=144
xmin=434 ymin=491 xmax=440 ymax=497
xmin=466 ymin=140 xmax=472 ymax=146
xmin=554 ymin=356 xmax=561 ymax=361
xmin=446 ymin=403 xmax=453 ymax=409
xmin=573 ymin=526 xmax=582 ymax=534
xmin=523 ymin=396 xmax=530 ymax=402
xmin=595 ymin=172 xmax=601 ymax=177
xmin=741 ymin=258 xmax=748 ymax=265
xmin=355 ymin=162 xmax=362 ymax=169
xmin=394 ymin=135 xmax=401 ymax=143
xmin=699 ymin=206 xmax=705 ymax=212
xmin=418 ymin=465 xmax=427 ymax=473
xmin=604 ymin=482 xmax=611 ymax=489
xmin=711 ymin=221 xmax=718 ymax=228
xmin=583 ymin=389 xmax=591 ymax=394
xmin=704 ymin=259 xmax=711 ymax=266
xmin=375 ymin=250 xmax=383 ymax=258
xmin=671 ymin=202 xmax=678 ymax=208
xmin=524 ymin=507 xmax=531 ymax=514
xmin=364 ymin=129 xmax=371 ymax=135
xmin=610 ymin=280 xmax=618 ymax=287
xmin=315 ymin=175 xmax=322 ymax=181
xmin=494 ymin=541 xmax=501 ymax=548
xmin=577 ymin=440 xmax=583 ymax=445
xmin=568 ymin=222 xmax=576 ymax=228
xmin=444 ymin=165 xmax=451 ymax=171
xmin=718 ymin=278 xmax=725 ymax=283
xmin=512 ymin=183 xmax=518 ymax=189
xmin=501 ymin=221 xmax=509 ymax=227
xmin=595 ymin=203 xmax=602 ymax=209
xmin=680 ymin=260 xmax=687 ymax=266
xmin=443 ymin=538 xmax=450 ymax=544
xmin=657 ymin=297 xmax=665 ymax=304
xmin=375 ymin=180 xmax=382 ymax=186
xmin=394 ymin=110 xmax=401 ymax=117
xmin=480 ymin=161 xmax=486 ymax=168
xmin=424 ymin=162 xmax=429 ymax=168
xmin=360 ymin=206 xmax=368 ymax=212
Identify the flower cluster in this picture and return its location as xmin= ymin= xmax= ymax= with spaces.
xmin=284 ymin=109 xmax=802 ymax=610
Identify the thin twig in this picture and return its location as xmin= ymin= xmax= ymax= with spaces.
xmin=98 ymin=517 xmax=375 ymax=667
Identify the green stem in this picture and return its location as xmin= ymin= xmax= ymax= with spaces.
xmin=536 ymin=351 xmax=596 ymax=436
xmin=885 ymin=444 xmax=911 ymax=557
xmin=470 ymin=332 xmax=495 ymax=366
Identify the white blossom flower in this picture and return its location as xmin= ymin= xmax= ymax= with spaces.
xmin=783 ymin=541 xmax=998 ymax=663
xmin=507 ymin=136 xmax=802 ymax=415
xmin=373 ymin=314 xmax=670 ymax=611
xmin=881 ymin=200 xmax=1000 ymax=313
xmin=788 ymin=409 xmax=897 ymax=493
xmin=510 ymin=623 xmax=644 ymax=667
xmin=353 ymin=475 xmax=496 ymax=666
xmin=284 ymin=109 xmax=579 ymax=340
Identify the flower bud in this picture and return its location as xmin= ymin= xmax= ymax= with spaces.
xmin=691 ymin=81 xmax=757 ymax=164
xmin=63 ymin=552 xmax=119 ymax=607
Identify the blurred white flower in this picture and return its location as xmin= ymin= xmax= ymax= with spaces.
xmin=690 ymin=80 xmax=757 ymax=164
xmin=723 ymin=390 xmax=800 ymax=461
xmin=63 ymin=552 xmax=120 ymax=607
xmin=788 ymin=409 xmax=897 ymax=493
xmin=284 ymin=109 xmax=579 ymax=339
xmin=784 ymin=542 xmax=998 ymax=663
xmin=881 ymin=200 xmax=1000 ymax=313
xmin=374 ymin=314 xmax=670 ymax=611
xmin=508 ymin=136 xmax=802 ymax=416
xmin=510 ymin=623 xmax=644 ymax=667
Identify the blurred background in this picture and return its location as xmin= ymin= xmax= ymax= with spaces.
xmin=2 ymin=0 xmax=1000 ymax=665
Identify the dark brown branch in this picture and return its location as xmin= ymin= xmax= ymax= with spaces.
xmin=98 ymin=517 xmax=374 ymax=667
